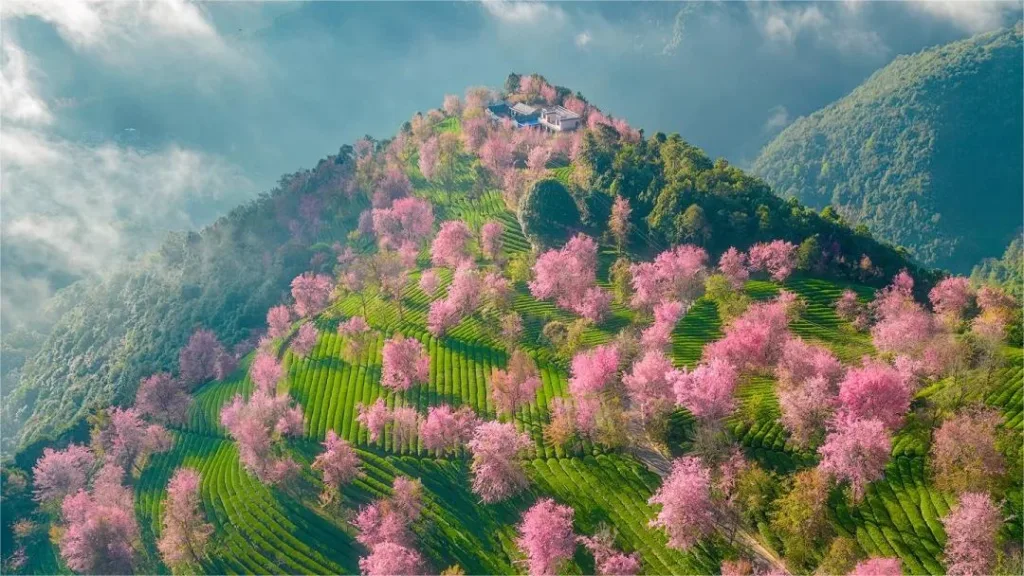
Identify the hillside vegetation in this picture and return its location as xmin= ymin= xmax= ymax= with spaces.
xmin=753 ymin=25 xmax=1023 ymax=272
xmin=3 ymin=76 xmax=1021 ymax=576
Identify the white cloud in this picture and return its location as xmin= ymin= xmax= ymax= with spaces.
xmin=1 ymin=0 xmax=239 ymax=68
xmin=906 ymin=0 xmax=1017 ymax=33
xmin=0 ymin=37 xmax=52 ymax=125
xmin=481 ymin=0 xmax=565 ymax=25
xmin=575 ymin=31 xmax=592 ymax=48
xmin=749 ymin=2 xmax=887 ymax=57
xmin=763 ymin=105 xmax=790 ymax=131
xmin=0 ymin=127 xmax=252 ymax=277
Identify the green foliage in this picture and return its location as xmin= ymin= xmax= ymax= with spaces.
xmin=972 ymin=237 xmax=1023 ymax=299
xmin=518 ymin=178 xmax=581 ymax=249
xmin=754 ymin=26 xmax=1023 ymax=271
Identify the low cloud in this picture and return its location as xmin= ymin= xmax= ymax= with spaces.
xmin=906 ymin=0 xmax=1018 ymax=33
xmin=0 ymin=37 xmax=52 ymax=126
xmin=763 ymin=105 xmax=791 ymax=132
xmin=481 ymin=0 xmax=565 ymax=25
xmin=0 ymin=127 xmax=252 ymax=324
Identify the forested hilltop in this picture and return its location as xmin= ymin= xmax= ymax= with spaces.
xmin=753 ymin=25 xmax=1023 ymax=273
xmin=2 ymin=74 xmax=1021 ymax=576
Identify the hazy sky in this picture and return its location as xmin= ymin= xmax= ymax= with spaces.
xmin=2 ymin=0 xmax=1020 ymax=319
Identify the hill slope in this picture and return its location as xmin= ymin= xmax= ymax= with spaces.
xmin=753 ymin=26 xmax=1023 ymax=272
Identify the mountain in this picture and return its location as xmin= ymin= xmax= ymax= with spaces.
xmin=752 ymin=25 xmax=1023 ymax=273
xmin=1 ymin=77 xmax=929 ymax=456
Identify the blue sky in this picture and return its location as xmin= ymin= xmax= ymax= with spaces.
xmin=1 ymin=0 xmax=1020 ymax=318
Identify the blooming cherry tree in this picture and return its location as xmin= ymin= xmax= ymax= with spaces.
xmin=32 ymin=444 xmax=94 ymax=507
xmin=517 ymin=498 xmax=576 ymax=576
xmin=818 ymin=414 xmax=891 ymax=502
xmin=480 ymin=221 xmax=504 ymax=261
xmin=266 ymin=305 xmax=293 ymax=339
xmin=135 ymin=372 xmax=191 ymax=425
xmin=941 ymin=492 xmax=1002 ymax=576
xmin=381 ymin=335 xmax=430 ymax=391
xmin=157 ymin=468 xmax=213 ymax=570
xmin=490 ymin=350 xmax=542 ymax=417
xmin=250 ymin=351 xmax=284 ymax=394
xmin=648 ymin=456 xmax=715 ymax=551
xmin=670 ymin=358 xmax=738 ymax=422
xmin=837 ymin=361 xmax=911 ymax=430
xmin=419 ymin=404 xmax=478 ymax=454
xmin=290 ymin=322 xmax=319 ymax=357
xmin=312 ymin=430 xmax=360 ymax=504
xmin=748 ymin=240 xmax=798 ymax=282
xmin=291 ymin=272 xmax=334 ymax=318
xmin=419 ymin=268 xmax=441 ymax=296
xmin=468 ymin=421 xmax=532 ymax=503
xmin=623 ymin=350 xmax=675 ymax=429
xmin=718 ymin=247 xmax=749 ymax=289
xmin=630 ymin=245 xmax=709 ymax=312
xmin=849 ymin=558 xmax=902 ymax=576
xmin=928 ymin=276 xmax=974 ymax=322
xmin=431 ymin=220 xmax=473 ymax=268
xmin=220 ymin=389 xmax=304 ymax=485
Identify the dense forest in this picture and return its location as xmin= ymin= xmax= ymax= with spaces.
xmin=753 ymin=25 xmax=1023 ymax=273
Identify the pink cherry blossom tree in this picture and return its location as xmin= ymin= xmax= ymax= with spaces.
xmin=371 ymin=197 xmax=434 ymax=250
xmin=419 ymin=404 xmax=478 ymax=455
xmin=32 ymin=444 xmax=94 ymax=507
xmin=641 ymin=300 xmax=684 ymax=351
xmin=928 ymin=276 xmax=974 ymax=322
xmin=703 ymin=296 xmax=792 ymax=373
xmin=718 ymin=248 xmax=749 ymax=290
xmin=291 ymin=272 xmax=334 ymax=318
xmin=530 ymin=234 xmax=610 ymax=320
xmin=480 ymin=134 xmax=514 ymax=178
xmin=59 ymin=463 xmax=139 ymax=574
xmin=312 ymin=430 xmax=360 ymax=505
xmin=609 ymin=196 xmax=632 ymax=253
xmin=578 ymin=531 xmax=642 ymax=576
xmin=443 ymin=94 xmax=462 ymax=116
xmin=623 ymin=350 xmax=675 ymax=430
xmin=94 ymin=407 xmax=171 ymax=473
xmin=848 ymin=558 xmax=902 ymax=576
xmin=776 ymin=337 xmax=843 ymax=388
xmin=447 ymin=263 xmax=483 ymax=314
xmin=670 ymin=358 xmax=738 ymax=422
xmin=818 ymin=414 xmax=891 ymax=502
xmin=135 ymin=372 xmax=191 ymax=425
xmin=390 ymin=406 xmax=420 ymax=448
xmin=157 ymin=467 xmax=213 ymax=570
xmin=468 ymin=421 xmax=532 ymax=503
xmin=629 ymin=245 xmax=709 ymax=312
xmin=941 ymin=492 xmax=1002 ymax=576
xmin=290 ymin=322 xmax=319 ymax=357
xmin=648 ymin=456 xmax=715 ymax=551
xmin=499 ymin=312 xmax=524 ymax=350
xmin=431 ymin=220 xmax=473 ymax=268
xmin=266 ymin=305 xmax=293 ymax=339
xmin=527 ymin=145 xmax=551 ymax=174
xmin=179 ymin=329 xmax=230 ymax=388
xmin=490 ymin=350 xmax=542 ymax=418
xmin=371 ymin=165 xmax=412 ymax=209
xmin=480 ymin=221 xmax=504 ymax=261
xmin=419 ymin=268 xmax=441 ymax=297
xmin=338 ymin=316 xmax=375 ymax=362
xmin=358 ymin=542 xmax=425 ymax=576
xmin=931 ymin=408 xmax=1005 ymax=494
xmin=835 ymin=289 xmax=869 ymax=329
xmin=250 ymin=351 xmax=284 ymax=393
xmin=427 ymin=298 xmax=461 ymax=338
xmin=778 ymin=375 xmax=837 ymax=448
xmin=381 ymin=335 xmax=430 ymax=391
xmin=517 ymin=498 xmax=576 ymax=576
xmin=220 ymin=389 xmax=304 ymax=485
xmin=837 ymin=360 xmax=911 ymax=430
xmin=418 ymin=136 xmax=440 ymax=181
xmin=357 ymin=399 xmax=391 ymax=443
xmin=748 ymin=240 xmax=798 ymax=282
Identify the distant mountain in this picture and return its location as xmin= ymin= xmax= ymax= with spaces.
xmin=753 ymin=25 xmax=1023 ymax=273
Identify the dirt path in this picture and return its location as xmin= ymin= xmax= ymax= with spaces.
xmin=627 ymin=432 xmax=789 ymax=574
